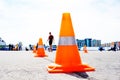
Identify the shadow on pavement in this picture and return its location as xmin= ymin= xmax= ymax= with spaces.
xmin=66 ymin=72 xmax=98 ymax=80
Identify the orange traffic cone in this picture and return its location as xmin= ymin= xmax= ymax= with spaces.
xmin=83 ymin=45 xmax=88 ymax=53
xmin=33 ymin=45 xmax=36 ymax=53
xmin=34 ymin=38 xmax=47 ymax=57
xmin=47 ymin=13 xmax=95 ymax=73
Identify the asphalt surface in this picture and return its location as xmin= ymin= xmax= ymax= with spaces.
xmin=0 ymin=51 xmax=120 ymax=80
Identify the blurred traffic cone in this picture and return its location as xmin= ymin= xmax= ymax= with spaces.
xmin=83 ymin=45 xmax=88 ymax=53
xmin=34 ymin=38 xmax=47 ymax=57
xmin=47 ymin=13 xmax=95 ymax=73
xmin=33 ymin=45 xmax=36 ymax=53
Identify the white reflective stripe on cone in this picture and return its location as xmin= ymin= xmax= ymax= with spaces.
xmin=58 ymin=36 xmax=76 ymax=45
xmin=38 ymin=45 xmax=44 ymax=48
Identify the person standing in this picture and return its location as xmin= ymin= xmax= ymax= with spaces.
xmin=48 ymin=32 xmax=54 ymax=52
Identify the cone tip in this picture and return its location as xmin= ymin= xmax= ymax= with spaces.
xmin=38 ymin=37 xmax=43 ymax=45
xmin=62 ymin=12 xmax=70 ymax=16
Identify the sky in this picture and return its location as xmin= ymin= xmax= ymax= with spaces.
xmin=0 ymin=0 xmax=120 ymax=46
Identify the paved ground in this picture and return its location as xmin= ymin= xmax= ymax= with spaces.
xmin=0 ymin=51 xmax=120 ymax=80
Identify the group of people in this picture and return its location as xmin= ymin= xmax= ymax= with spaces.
xmin=99 ymin=42 xmax=120 ymax=51
xmin=7 ymin=32 xmax=54 ymax=52
xmin=8 ymin=42 xmax=22 ymax=51
xmin=108 ymin=43 xmax=120 ymax=51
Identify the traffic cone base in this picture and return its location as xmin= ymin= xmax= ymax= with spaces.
xmin=33 ymin=45 xmax=36 ymax=53
xmin=47 ymin=63 xmax=95 ymax=73
xmin=84 ymin=50 xmax=88 ymax=53
xmin=34 ymin=48 xmax=47 ymax=57
xmin=83 ymin=45 xmax=88 ymax=53
xmin=34 ymin=54 xmax=48 ymax=57
xmin=47 ymin=45 xmax=95 ymax=72
xmin=33 ymin=50 xmax=36 ymax=53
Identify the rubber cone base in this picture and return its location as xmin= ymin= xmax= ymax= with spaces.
xmin=33 ymin=50 xmax=36 ymax=53
xmin=84 ymin=50 xmax=88 ymax=53
xmin=47 ymin=63 xmax=95 ymax=73
xmin=34 ymin=48 xmax=47 ymax=57
xmin=34 ymin=55 xmax=48 ymax=57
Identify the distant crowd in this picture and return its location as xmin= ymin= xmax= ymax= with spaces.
xmin=8 ymin=42 xmax=22 ymax=51
xmin=99 ymin=42 xmax=120 ymax=51
xmin=108 ymin=42 xmax=120 ymax=51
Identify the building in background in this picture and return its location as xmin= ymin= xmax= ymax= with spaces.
xmin=91 ymin=39 xmax=101 ymax=47
xmin=76 ymin=38 xmax=101 ymax=48
xmin=84 ymin=38 xmax=92 ymax=47
xmin=76 ymin=39 xmax=85 ymax=48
